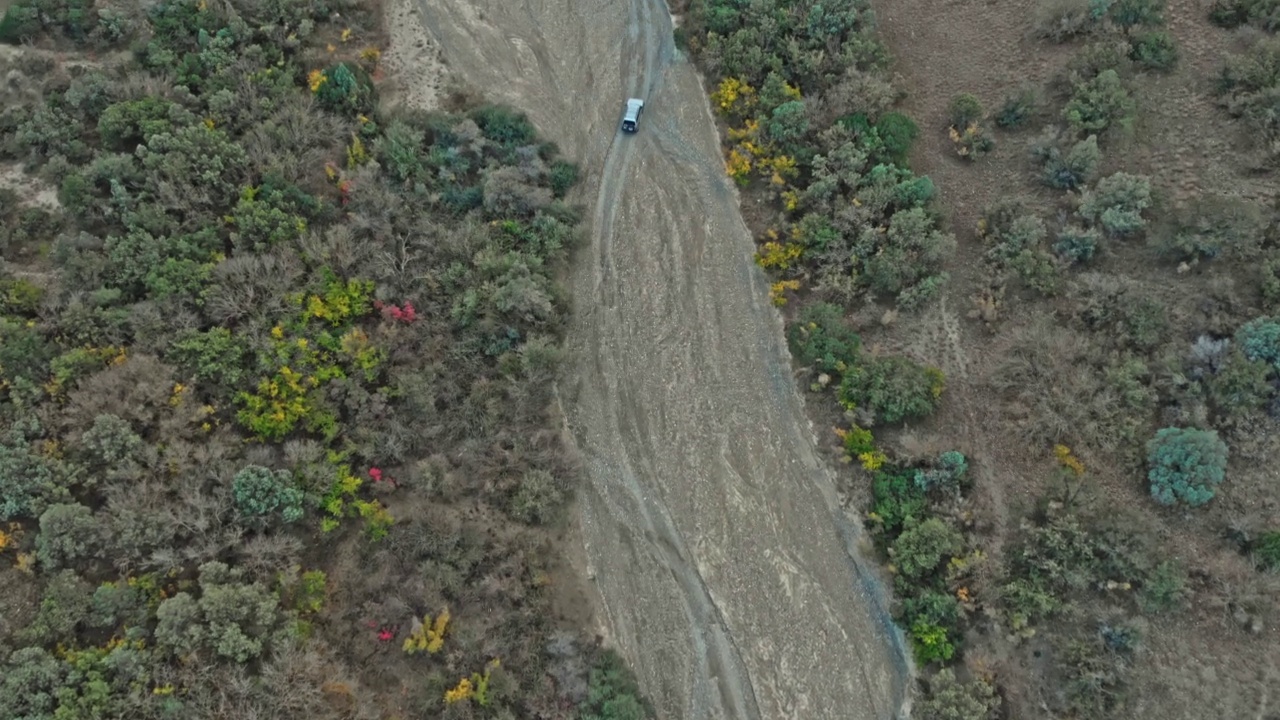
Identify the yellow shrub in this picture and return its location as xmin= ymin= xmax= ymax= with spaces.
xmin=754 ymin=241 xmax=803 ymax=270
xmin=308 ymin=69 xmax=327 ymax=93
xmin=769 ymin=279 xmax=801 ymax=306
xmin=858 ymin=450 xmax=888 ymax=471
xmin=1054 ymin=444 xmax=1085 ymax=476
xmin=444 ymin=678 xmax=473 ymax=704
xmin=711 ymin=77 xmax=756 ymax=116
xmin=403 ymin=608 xmax=450 ymax=654
xmin=725 ymin=148 xmax=752 ymax=183
xmin=727 ymin=119 xmax=759 ymax=143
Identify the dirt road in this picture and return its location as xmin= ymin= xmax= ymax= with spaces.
xmin=414 ymin=0 xmax=912 ymax=716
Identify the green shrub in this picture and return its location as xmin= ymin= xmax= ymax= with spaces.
xmin=1157 ymin=195 xmax=1265 ymax=262
xmin=875 ymin=112 xmax=920 ymax=164
xmin=786 ymin=302 xmax=861 ymax=374
xmin=0 ymin=416 xmax=61 ymax=521
xmin=579 ymin=650 xmax=655 ymax=720
xmin=508 ymin=468 xmax=567 ymax=525
xmin=154 ymin=561 xmax=284 ymax=663
xmin=996 ymin=87 xmax=1038 ymax=129
xmin=232 ymin=465 xmax=305 ymax=526
xmin=1034 ymin=0 xmax=1098 ymax=42
xmin=891 ymin=517 xmax=965 ymax=583
xmin=1206 ymin=349 xmax=1273 ymax=417
xmin=1109 ymin=0 xmax=1165 ymax=27
xmin=980 ymin=199 xmax=1047 ymax=263
xmin=549 ymin=159 xmax=580 ymax=198
xmin=910 ymin=621 xmax=957 ymax=664
xmin=471 ymin=104 xmax=537 ymax=147
xmin=1064 ymin=69 xmax=1134 ymax=134
xmin=1253 ymin=531 xmax=1280 ymax=570
xmin=871 ymin=468 xmax=929 ymax=537
xmin=1210 ymin=0 xmax=1280 ymax=30
xmin=1055 ymin=225 xmax=1103 ymax=263
xmin=902 ymin=589 xmax=961 ymax=631
xmin=948 ymin=93 xmax=985 ymax=128
xmin=838 ymin=355 xmax=945 ymax=425
xmin=314 ymin=63 xmax=375 ymax=115
xmin=1139 ymin=560 xmax=1186 ymax=612
xmin=0 ymin=277 xmax=45 ymax=315
xmin=917 ymin=668 xmax=1001 ymax=720
xmin=1130 ymin=31 xmax=1178 ymax=71
xmin=1146 ymin=427 xmax=1228 ymax=507
xmin=1078 ymin=172 xmax=1151 ymax=236
xmin=859 ymin=207 xmax=956 ymax=306
xmin=35 ymin=503 xmax=101 ymax=570
xmin=1216 ymin=38 xmax=1280 ymax=162
xmin=1039 ymin=134 xmax=1101 ymax=190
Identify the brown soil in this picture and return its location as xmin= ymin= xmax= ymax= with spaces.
xmin=870 ymin=0 xmax=1280 ymax=716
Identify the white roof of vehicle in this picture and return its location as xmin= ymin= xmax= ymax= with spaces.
xmin=624 ymin=98 xmax=644 ymax=118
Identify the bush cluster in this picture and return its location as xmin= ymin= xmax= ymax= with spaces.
xmin=0 ymin=0 xmax=648 ymax=717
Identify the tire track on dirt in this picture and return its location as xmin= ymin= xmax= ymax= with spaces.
xmin=414 ymin=0 xmax=912 ymax=716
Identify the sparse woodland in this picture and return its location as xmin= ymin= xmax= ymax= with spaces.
xmin=682 ymin=0 xmax=1280 ymax=716
xmin=0 ymin=0 xmax=652 ymax=718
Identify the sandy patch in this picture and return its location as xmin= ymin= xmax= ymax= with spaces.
xmin=0 ymin=163 xmax=60 ymax=211
xmin=379 ymin=0 xmax=445 ymax=112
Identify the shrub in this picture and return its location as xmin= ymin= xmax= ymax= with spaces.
xmin=549 ymin=159 xmax=580 ymax=198
xmin=154 ymin=561 xmax=283 ymax=663
xmin=1139 ymin=560 xmax=1186 ymax=611
xmin=1205 ymin=349 xmax=1272 ymax=417
xmin=979 ymin=200 xmax=1047 ymax=263
xmin=1253 ymin=531 xmax=1280 ymax=570
xmin=859 ymin=207 xmax=956 ymax=306
xmin=508 ymin=469 xmax=567 ymax=525
xmin=1236 ymin=316 xmax=1280 ymax=367
xmin=471 ymin=104 xmax=537 ymax=147
xmin=915 ymin=451 xmax=969 ymax=493
xmin=1216 ymin=38 xmax=1280 ymax=161
xmin=875 ymin=112 xmax=920 ymax=164
xmin=918 ymin=668 xmax=1001 ymax=720
xmin=996 ymin=87 xmax=1038 ymax=129
xmin=948 ymin=93 xmax=985 ymax=128
xmin=579 ymin=650 xmax=655 ymax=720
xmin=35 ymin=503 xmax=101 ymax=570
xmin=314 ymin=63 xmax=375 ymax=115
xmin=1034 ymin=0 xmax=1098 ymax=42
xmin=838 ymin=355 xmax=945 ymax=425
xmin=890 ymin=517 xmax=965 ymax=583
xmin=1055 ymin=225 xmax=1103 ymax=263
xmin=1078 ymin=172 xmax=1152 ymax=236
xmin=1146 ymin=427 xmax=1228 ymax=506
xmin=1109 ymin=0 xmax=1165 ymax=28
xmin=80 ymin=413 xmax=142 ymax=466
xmin=910 ymin=621 xmax=957 ymax=664
xmin=1130 ymin=31 xmax=1178 ymax=71
xmin=232 ymin=465 xmax=305 ymax=526
xmin=1210 ymin=0 xmax=1280 ymax=30
xmin=1156 ymin=194 xmax=1265 ymax=262
xmin=786 ymin=302 xmax=861 ymax=374
xmin=871 ymin=468 xmax=929 ymax=537
xmin=1064 ymin=69 xmax=1134 ymax=134
xmin=1039 ymin=134 xmax=1101 ymax=190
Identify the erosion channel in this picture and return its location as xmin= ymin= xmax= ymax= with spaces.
xmin=414 ymin=0 xmax=912 ymax=716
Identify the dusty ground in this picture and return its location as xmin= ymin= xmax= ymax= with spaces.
xmin=410 ymin=0 xmax=912 ymax=718
xmin=378 ymin=0 xmax=445 ymax=112
xmin=869 ymin=0 xmax=1280 ymax=717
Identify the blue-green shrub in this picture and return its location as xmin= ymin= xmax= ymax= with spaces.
xmin=1146 ymin=427 xmax=1228 ymax=506
xmin=1236 ymin=316 xmax=1280 ymax=367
